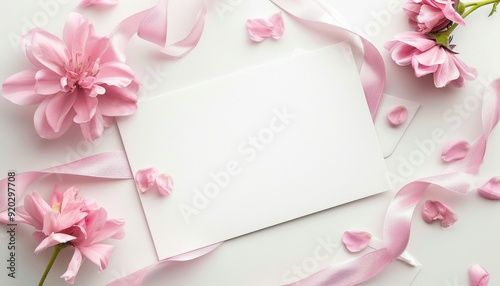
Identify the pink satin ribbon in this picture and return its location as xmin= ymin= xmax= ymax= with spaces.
xmin=107 ymin=243 xmax=222 ymax=286
xmin=110 ymin=0 xmax=207 ymax=62
xmin=281 ymin=85 xmax=500 ymax=285
xmin=0 ymin=152 xmax=132 ymax=216
xmin=269 ymin=0 xmax=386 ymax=120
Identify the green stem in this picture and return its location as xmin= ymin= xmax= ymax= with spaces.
xmin=38 ymin=244 xmax=67 ymax=286
xmin=461 ymin=0 xmax=500 ymax=17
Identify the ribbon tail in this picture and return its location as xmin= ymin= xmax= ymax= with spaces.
xmin=0 ymin=152 xmax=132 ymax=213
xmin=270 ymin=0 xmax=385 ymax=120
xmin=107 ymin=243 xmax=222 ymax=286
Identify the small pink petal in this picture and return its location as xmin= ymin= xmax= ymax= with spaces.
xmin=441 ymin=140 xmax=470 ymax=162
xmin=422 ymin=200 xmax=457 ymax=228
xmin=478 ymin=177 xmax=500 ymax=200
xmin=269 ymin=12 xmax=285 ymax=39
xmin=342 ymin=230 xmax=372 ymax=253
xmin=387 ymin=105 xmax=408 ymax=127
xmin=246 ymin=18 xmax=273 ymax=42
xmin=78 ymin=0 xmax=119 ymax=8
xmin=156 ymin=174 xmax=174 ymax=196
xmin=135 ymin=167 xmax=158 ymax=193
xmin=469 ymin=264 xmax=490 ymax=286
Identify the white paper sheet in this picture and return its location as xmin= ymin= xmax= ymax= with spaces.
xmin=117 ymin=43 xmax=391 ymax=260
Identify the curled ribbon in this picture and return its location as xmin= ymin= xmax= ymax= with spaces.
xmin=110 ymin=0 xmax=208 ymax=61
xmin=280 ymin=84 xmax=500 ymax=285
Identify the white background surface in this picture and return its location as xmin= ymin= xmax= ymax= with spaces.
xmin=0 ymin=0 xmax=499 ymax=285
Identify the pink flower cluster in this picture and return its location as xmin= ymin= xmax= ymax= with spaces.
xmin=385 ymin=0 xmax=477 ymax=88
xmin=17 ymin=186 xmax=125 ymax=283
xmin=2 ymin=13 xmax=139 ymax=142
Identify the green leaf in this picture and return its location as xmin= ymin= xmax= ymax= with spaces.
xmin=489 ymin=2 xmax=498 ymax=17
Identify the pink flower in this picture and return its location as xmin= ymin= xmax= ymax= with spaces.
xmin=17 ymin=186 xmax=125 ymax=283
xmin=385 ymin=31 xmax=477 ymax=87
xmin=421 ymin=200 xmax=457 ymax=227
xmin=404 ymin=0 xmax=465 ymax=33
xmin=2 ymin=13 xmax=138 ymax=142
xmin=78 ymin=0 xmax=119 ymax=8
xmin=246 ymin=12 xmax=285 ymax=42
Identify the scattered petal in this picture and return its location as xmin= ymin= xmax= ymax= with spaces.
xmin=478 ymin=177 xmax=500 ymax=200
xmin=156 ymin=174 xmax=174 ymax=196
xmin=469 ymin=264 xmax=490 ymax=286
xmin=135 ymin=167 xmax=158 ymax=193
xmin=246 ymin=12 xmax=285 ymax=42
xmin=422 ymin=200 xmax=457 ymax=228
xmin=387 ymin=105 xmax=408 ymax=127
xmin=79 ymin=0 xmax=119 ymax=8
xmin=441 ymin=140 xmax=470 ymax=162
xmin=342 ymin=230 xmax=372 ymax=253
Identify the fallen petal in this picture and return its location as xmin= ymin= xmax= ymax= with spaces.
xmin=246 ymin=18 xmax=273 ymax=42
xmin=469 ymin=264 xmax=490 ymax=286
xmin=269 ymin=12 xmax=285 ymax=39
xmin=387 ymin=105 xmax=408 ymax=127
xmin=342 ymin=230 xmax=372 ymax=253
xmin=441 ymin=140 xmax=470 ymax=162
xmin=422 ymin=200 xmax=457 ymax=228
xmin=156 ymin=174 xmax=174 ymax=196
xmin=478 ymin=177 xmax=500 ymax=200
xmin=135 ymin=167 xmax=158 ymax=193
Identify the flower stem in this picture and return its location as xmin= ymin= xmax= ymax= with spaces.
xmin=461 ymin=0 xmax=500 ymax=18
xmin=38 ymin=244 xmax=67 ymax=286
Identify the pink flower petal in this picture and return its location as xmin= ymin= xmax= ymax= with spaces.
xmin=342 ymin=230 xmax=372 ymax=253
xmin=78 ymin=0 xmax=119 ymax=8
xmin=34 ymin=232 xmax=76 ymax=253
xmin=469 ymin=264 xmax=490 ymax=286
xmin=2 ymin=70 xmax=46 ymax=105
xmin=269 ymin=12 xmax=285 ymax=39
xmin=34 ymin=97 xmax=75 ymax=139
xmin=61 ymin=248 xmax=83 ymax=284
xmin=478 ymin=177 xmax=500 ymax=200
xmin=156 ymin=174 xmax=174 ymax=196
xmin=72 ymin=89 xmax=99 ymax=124
xmin=46 ymin=92 xmax=77 ymax=132
xmin=246 ymin=18 xmax=274 ymax=42
xmin=98 ymin=84 xmax=139 ymax=117
xmin=79 ymin=111 xmax=105 ymax=142
xmin=135 ymin=167 xmax=158 ymax=193
xmin=35 ymin=69 xmax=63 ymax=95
xmin=79 ymin=243 xmax=114 ymax=272
xmin=441 ymin=139 xmax=470 ymax=162
xmin=387 ymin=105 xmax=408 ymax=127
xmin=95 ymin=62 xmax=135 ymax=87
xmin=422 ymin=200 xmax=457 ymax=228
xmin=30 ymin=31 xmax=70 ymax=76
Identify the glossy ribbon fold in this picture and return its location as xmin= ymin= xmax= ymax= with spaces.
xmin=270 ymin=0 xmax=386 ymax=120
xmin=110 ymin=0 xmax=207 ymax=62
xmin=282 ymin=82 xmax=500 ymax=285
xmin=0 ymin=152 xmax=132 ymax=215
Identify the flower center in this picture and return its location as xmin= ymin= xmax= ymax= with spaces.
xmin=63 ymin=53 xmax=100 ymax=92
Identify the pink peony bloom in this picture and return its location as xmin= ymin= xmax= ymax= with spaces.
xmin=403 ymin=0 xmax=465 ymax=33
xmin=78 ymin=0 xmax=119 ymax=8
xmin=16 ymin=186 xmax=125 ymax=284
xmin=2 ymin=13 xmax=139 ymax=142
xmin=385 ymin=31 xmax=477 ymax=87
